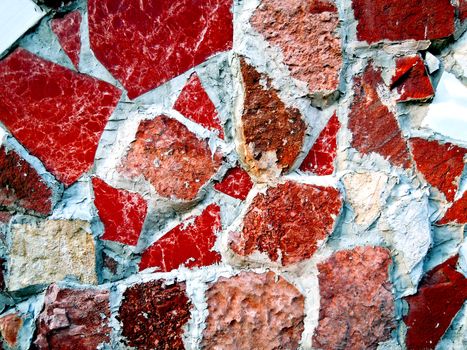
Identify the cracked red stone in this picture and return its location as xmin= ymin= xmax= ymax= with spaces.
xmin=51 ymin=11 xmax=82 ymax=69
xmin=352 ymin=0 xmax=455 ymax=43
xmin=437 ymin=191 xmax=467 ymax=225
xmin=140 ymin=204 xmax=221 ymax=272
xmin=410 ymin=138 xmax=466 ymax=202
xmin=231 ymin=181 xmax=342 ymax=265
xmin=0 ymin=314 xmax=22 ymax=348
xmin=404 ymin=255 xmax=467 ymax=350
xmin=92 ymin=177 xmax=147 ymax=246
xmin=300 ymin=113 xmax=340 ymax=176
xmin=0 ymin=48 xmax=121 ymax=186
xmin=214 ymin=167 xmax=253 ymax=200
xmin=88 ymin=0 xmax=233 ymax=99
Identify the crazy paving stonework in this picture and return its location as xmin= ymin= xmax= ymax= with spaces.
xmin=438 ymin=191 xmax=467 ymax=225
xmin=214 ymin=166 xmax=253 ymax=200
xmin=50 ymin=11 xmax=82 ymax=69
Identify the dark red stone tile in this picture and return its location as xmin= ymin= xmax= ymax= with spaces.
xmin=460 ymin=0 xmax=467 ymax=22
xmin=404 ymin=256 xmax=467 ymax=350
xmin=300 ymin=113 xmax=340 ymax=176
xmin=214 ymin=167 xmax=253 ymax=200
xmin=88 ymin=0 xmax=233 ymax=99
xmin=0 ymin=48 xmax=121 ymax=186
xmin=0 ymin=314 xmax=22 ymax=348
xmin=437 ymin=191 xmax=467 ymax=225
xmin=92 ymin=177 xmax=147 ymax=246
xmin=352 ymin=0 xmax=456 ymax=43
xmin=51 ymin=11 xmax=82 ymax=69
xmin=139 ymin=204 xmax=222 ymax=272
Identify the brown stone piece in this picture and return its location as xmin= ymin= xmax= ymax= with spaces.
xmin=0 ymin=313 xmax=22 ymax=347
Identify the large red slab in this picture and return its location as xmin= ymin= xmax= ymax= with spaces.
xmin=214 ymin=167 xmax=253 ymax=200
xmin=51 ymin=11 xmax=82 ymax=69
xmin=437 ymin=191 xmax=467 ymax=225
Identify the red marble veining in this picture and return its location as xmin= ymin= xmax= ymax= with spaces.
xmin=88 ymin=0 xmax=233 ymax=99
xmin=174 ymin=73 xmax=224 ymax=139
xmin=410 ymin=138 xmax=466 ymax=202
xmin=139 ymin=204 xmax=222 ymax=272
xmin=92 ymin=177 xmax=147 ymax=246
xmin=214 ymin=167 xmax=253 ymax=200
xmin=352 ymin=0 xmax=455 ymax=43
xmin=437 ymin=190 xmax=467 ymax=225
xmin=0 ymin=314 xmax=22 ymax=348
xmin=0 ymin=48 xmax=121 ymax=186
xmin=349 ymin=63 xmax=412 ymax=168
xmin=300 ymin=113 xmax=340 ymax=176
xmin=404 ymin=256 xmax=467 ymax=350
xmin=51 ymin=11 xmax=82 ymax=69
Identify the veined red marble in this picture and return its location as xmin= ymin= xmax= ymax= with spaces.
xmin=51 ymin=11 xmax=82 ymax=69
xmin=214 ymin=167 xmax=253 ymax=200
xmin=437 ymin=191 xmax=467 ymax=225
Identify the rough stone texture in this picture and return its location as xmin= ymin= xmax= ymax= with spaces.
xmin=0 ymin=48 xmax=121 ymax=186
xmin=7 ymin=220 xmax=97 ymax=291
xmin=410 ymin=138 xmax=466 ymax=202
xmin=250 ymin=0 xmax=342 ymax=95
xmin=118 ymin=280 xmax=191 ymax=350
xmin=214 ymin=166 xmax=253 ymax=200
xmin=119 ymin=116 xmax=222 ymax=201
xmin=50 ymin=11 xmax=82 ymax=69
xmin=460 ymin=0 xmax=467 ymax=22
xmin=352 ymin=0 xmax=456 ymax=43
xmin=0 ymin=314 xmax=22 ymax=348
xmin=231 ymin=181 xmax=342 ymax=265
xmin=404 ymin=256 xmax=467 ymax=350
xmin=313 ymin=246 xmax=395 ymax=350
xmin=139 ymin=204 xmax=222 ymax=272
xmin=349 ymin=63 xmax=412 ymax=168
xmin=202 ymin=271 xmax=305 ymax=350
xmin=35 ymin=284 xmax=111 ymax=350
xmin=92 ymin=177 xmax=147 ymax=246
xmin=0 ymin=258 xmax=5 ymax=291
xmin=88 ymin=0 xmax=233 ymax=99
xmin=437 ymin=191 xmax=467 ymax=225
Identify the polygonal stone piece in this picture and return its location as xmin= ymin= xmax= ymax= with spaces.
xmin=0 ymin=313 xmax=22 ymax=348
xmin=202 ymin=271 xmax=305 ymax=350
xmin=214 ymin=167 xmax=253 ymax=200
xmin=51 ymin=11 xmax=82 ymax=69
xmin=437 ymin=191 xmax=467 ymax=225
xmin=460 ymin=0 xmax=467 ymax=22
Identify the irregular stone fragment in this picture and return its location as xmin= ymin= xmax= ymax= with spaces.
xmin=404 ymin=256 xmax=467 ymax=350
xmin=118 ymin=280 xmax=191 ymax=350
xmin=460 ymin=0 xmax=467 ymax=22
xmin=0 ymin=314 xmax=22 ymax=347
xmin=202 ymin=271 xmax=305 ymax=350
xmin=352 ymin=0 xmax=455 ymax=43
xmin=0 ymin=48 xmax=121 ymax=186
xmin=35 ymin=284 xmax=111 ymax=350
xmin=7 ymin=219 xmax=97 ymax=291
xmin=88 ymin=0 xmax=233 ymax=99
xmin=231 ymin=181 xmax=342 ymax=265
xmin=120 ymin=116 xmax=222 ymax=201
xmin=51 ymin=11 xmax=82 ymax=69
xmin=92 ymin=177 xmax=147 ymax=246
xmin=437 ymin=191 xmax=467 ymax=225
xmin=313 ymin=246 xmax=395 ymax=349
xmin=214 ymin=167 xmax=253 ymax=200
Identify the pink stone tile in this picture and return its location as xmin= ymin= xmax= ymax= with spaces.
xmin=51 ymin=11 xmax=82 ymax=69
xmin=214 ymin=167 xmax=253 ymax=200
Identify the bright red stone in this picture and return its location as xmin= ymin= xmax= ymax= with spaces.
xmin=214 ymin=167 xmax=253 ymax=200
xmin=0 ymin=49 xmax=121 ymax=186
xmin=92 ymin=177 xmax=147 ymax=246
xmin=51 ymin=11 xmax=82 ymax=69
xmin=300 ymin=113 xmax=340 ymax=176
xmin=139 ymin=204 xmax=222 ymax=272
xmin=88 ymin=0 xmax=233 ymax=99
xmin=437 ymin=191 xmax=467 ymax=225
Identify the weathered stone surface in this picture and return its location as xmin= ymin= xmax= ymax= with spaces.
xmin=118 ymin=280 xmax=191 ymax=350
xmin=352 ymin=0 xmax=456 ymax=43
xmin=202 ymin=271 xmax=305 ymax=350
xmin=313 ymin=246 xmax=395 ymax=349
xmin=51 ymin=11 xmax=82 ymax=69
xmin=92 ymin=177 xmax=147 ymax=246
xmin=251 ymin=0 xmax=342 ymax=95
xmin=231 ymin=181 xmax=342 ymax=265
xmin=460 ymin=0 xmax=467 ymax=22
xmin=214 ymin=166 xmax=253 ymax=200
xmin=0 ymin=314 xmax=22 ymax=348
xmin=437 ymin=191 xmax=467 ymax=225
xmin=88 ymin=0 xmax=233 ymax=99
xmin=139 ymin=204 xmax=222 ymax=272
xmin=119 ymin=116 xmax=222 ymax=201
xmin=0 ymin=48 xmax=121 ymax=186
xmin=349 ymin=63 xmax=412 ymax=168
xmin=7 ymin=219 xmax=97 ymax=291
xmin=35 ymin=284 xmax=111 ymax=350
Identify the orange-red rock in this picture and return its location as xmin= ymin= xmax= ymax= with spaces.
xmin=437 ymin=191 xmax=467 ymax=225
xmin=0 ymin=314 xmax=22 ymax=348
xmin=51 ymin=11 xmax=82 ymax=69
xmin=214 ymin=167 xmax=253 ymax=200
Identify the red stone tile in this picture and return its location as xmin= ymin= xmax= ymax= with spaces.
xmin=0 ymin=314 xmax=22 ymax=348
xmin=352 ymin=0 xmax=455 ymax=43
xmin=0 ymin=48 xmax=121 ymax=186
xmin=404 ymin=256 xmax=467 ymax=350
xmin=460 ymin=0 xmax=467 ymax=22
xmin=300 ymin=113 xmax=340 ymax=176
xmin=437 ymin=191 xmax=467 ymax=225
xmin=88 ymin=0 xmax=233 ymax=99
xmin=410 ymin=138 xmax=466 ymax=202
xmin=139 ymin=204 xmax=222 ymax=272
xmin=174 ymin=73 xmax=224 ymax=139
xmin=214 ymin=167 xmax=253 ymax=200
xmin=51 ymin=11 xmax=82 ymax=69
xmin=349 ymin=63 xmax=412 ymax=168
xmin=0 ymin=212 xmax=11 ymax=224
xmin=92 ymin=177 xmax=147 ymax=246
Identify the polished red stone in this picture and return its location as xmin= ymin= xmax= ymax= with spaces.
xmin=404 ymin=256 xmax=467 ymax=350
xmin=174 ymin=73 xmax=224 ymax=139
xmin=437 ymin=191 xmax=467 ymax=225
xmin=88 ymin=0 xmax=233 ymax=99
xmin=140 ymin=204 xmax=222 ymax=272
xmin=300 ymin=113 xmax=340 ymax=176
xmin=92 ymin=177 xmax=147 ymax=246
xmin=0 ymin=48 xmax=121 ymax=186
xmin=352 ymin=0 xmax=455 ymax=43
xmin=0 ymin=314 xmax=22 ymax=348
xmin=214 ymin=167 xmax=253 ymax=200
xmin=51 ymin=11 xmax=82 ymax=69
xmin=410 ymin=138 xmax=466 ymax=202
xmin=349 ymin=63 xmax=411 ymax=168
